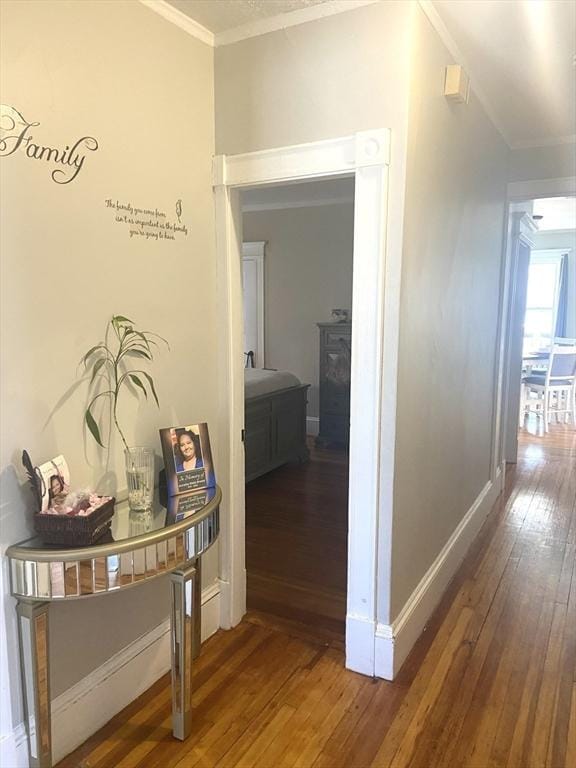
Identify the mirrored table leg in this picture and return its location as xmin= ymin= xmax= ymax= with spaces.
xmin=170 ymin=559 xmax=200 ymax=741
xmin=192 ymin=558 xmax=201 ymax=661
xmin=16 ymin=600 xmax=52 ymax=768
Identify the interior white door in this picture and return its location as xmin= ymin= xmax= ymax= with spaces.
xmin=242 ymin=242 xmax=265 ymax=368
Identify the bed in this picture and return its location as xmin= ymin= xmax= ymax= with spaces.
xmin=244 ymin=368 xmax=310 ymax=482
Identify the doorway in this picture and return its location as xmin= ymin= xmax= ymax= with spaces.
xmin=213 ymin=130 xmax=398 ymax=675
xmin=240 ymin=177 xmax=355 ymax=643
xmin=501 ymin=191 xmax=576 ymax=464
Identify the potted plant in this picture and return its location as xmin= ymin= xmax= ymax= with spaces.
xmin=80 ymin=314 xmax=168 ymax=511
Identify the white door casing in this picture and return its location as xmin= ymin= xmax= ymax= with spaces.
xmin=502 ymin=213 xmax=538 ymax=463
xmin=498 ymin=176 xmax=576 ymax=470
xmin=213 ymin=130 xmax=397 ymax=676
xmin=242 ymin=242 xmax=265 ymax=369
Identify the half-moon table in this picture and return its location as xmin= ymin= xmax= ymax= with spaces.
xmin=6 ymin=485 xmax=221 ymax=768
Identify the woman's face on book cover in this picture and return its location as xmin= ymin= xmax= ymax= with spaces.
xmin=179 ymin=434 xmax=196 ymax=461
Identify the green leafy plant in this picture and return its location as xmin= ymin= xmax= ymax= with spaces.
xmin=80 ymin=315 xmax=168 ymax=451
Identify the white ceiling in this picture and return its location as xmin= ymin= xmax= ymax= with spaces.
xmin=532 ymin=197 xmax=576 ymax=230
xmin=431 ymin=0 xmax=576 ymax=148
xmin=162 ymin=0 xmax=576 ymax=149
xmin=166 ymin=0 xmax=332 ymax=34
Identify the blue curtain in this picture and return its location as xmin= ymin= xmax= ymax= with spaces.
xmin=555 ymin=254 xmax=569 ymax=337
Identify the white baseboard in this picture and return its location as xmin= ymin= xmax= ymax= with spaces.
xmin=306 ymin=416 xmax=319 ymax=437
xmin=345 ymin=613 xmax=376 ymax=676
xmin=5 ymin=583 xmax=221 ymax=767
xmin=375 ymin=471 xmax=502 ymax=680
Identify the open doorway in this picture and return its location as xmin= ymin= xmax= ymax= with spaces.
xmin=240 ymin=177 xmax=354 ymax=643
xmin=503 ymin=195 xmax=576 ymax=461
xmin=213 ymin=130 xmax=398 ymax=676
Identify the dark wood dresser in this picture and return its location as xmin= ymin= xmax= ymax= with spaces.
xmin=316 ymin=322 xmax=351 ymax=447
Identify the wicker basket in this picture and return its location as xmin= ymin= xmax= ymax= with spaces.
xmin=34 ymin=497 xmax=116 ymax=546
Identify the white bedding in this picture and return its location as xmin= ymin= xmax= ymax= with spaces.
xmin=244 ymin=368 xmax=302 ymax=399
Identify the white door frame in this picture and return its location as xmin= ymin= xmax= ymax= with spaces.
xmin=242 ymin=241 xmax=266 ymax=368
xmin=213 ymin=130 xmax=398 ymax=675
xmin=496 ymin=175 xmax=576 ymax=470
xmin=502 ymin=213 xmax=537 ymax=463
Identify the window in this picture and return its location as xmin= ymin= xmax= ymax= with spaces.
xmin=523 ymin=252 xmax=562 ymax=355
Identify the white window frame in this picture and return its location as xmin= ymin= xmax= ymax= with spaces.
xmin=524 ymin=249 xmax=564 ymax=353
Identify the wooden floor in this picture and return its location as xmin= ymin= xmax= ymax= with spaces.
xmin=245 ymin=439 xmax=348 ymax=645
xmin=58 ymin=421 xmax=576 ymax=768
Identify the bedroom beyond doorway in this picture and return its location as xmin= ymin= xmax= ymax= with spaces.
xmin=240 ymin=177 xmax=355 ymax=642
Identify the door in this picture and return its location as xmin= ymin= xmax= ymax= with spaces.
xmin=242 ymin=242 xmax=265 ymax=368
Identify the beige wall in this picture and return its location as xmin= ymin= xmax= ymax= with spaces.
xmin=215 ymin=1 xmax=413 ymax=156
xmin=0 ymin=0 xmax=216 ymax=716
xmin=243 ymin=202 xmax=354 ymax=417
xmin=508 ymin=143 xmax=576 ymax=183
xmin=214 ymin=0 xmax=512 ymax=628
xmin=389 ymin=7 xmax=509 ymax=619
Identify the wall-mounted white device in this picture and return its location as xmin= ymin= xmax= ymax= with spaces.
xmin=444 ymin=64 xmax=470 ymax=103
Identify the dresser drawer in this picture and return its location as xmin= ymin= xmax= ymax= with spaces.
xmin=320 ymin=389 xmax=350 ymax=415
xmin=323 ymin=328 xmax=351 ymax=349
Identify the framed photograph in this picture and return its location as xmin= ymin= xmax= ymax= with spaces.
xmin=159 ymin=422 xmax=215 ymax=497
xmin=165 ymin=486 xmax=217 ymax=524
xmin=36 ymin=455 xmax=70 ymax=512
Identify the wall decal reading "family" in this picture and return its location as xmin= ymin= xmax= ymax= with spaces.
xmin=0 ymin=104 xmax=98 ymax=185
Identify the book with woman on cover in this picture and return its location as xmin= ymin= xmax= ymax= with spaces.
xmin=159 ymin=423 xmax=216 ymax=497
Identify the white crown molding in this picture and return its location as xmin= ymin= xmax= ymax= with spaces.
xmin=510 ymin=134 xmax=576 ymax=150
xmin=418 ymin=0 xmax=513 ymax=149
xmin=139 ymin=0 xmax=215 ymax=46
xmin=215 ymin=0 xmax=380 ymax=47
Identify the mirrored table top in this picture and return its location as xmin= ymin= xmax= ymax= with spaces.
xmin=6 ymin=486 xmax=221 ymax=600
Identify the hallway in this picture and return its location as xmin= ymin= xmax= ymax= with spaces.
xmin=59 ymin=423 xmax=575 ymax=768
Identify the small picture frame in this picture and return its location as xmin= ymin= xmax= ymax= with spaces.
xmin=36 ymin=455 xmax=70 ymax=512
xmin=159 ymin=423 xmax=215 ymax=497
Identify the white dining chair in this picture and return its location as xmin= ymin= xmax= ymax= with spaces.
xmin=521 ymin=344 xmax=576 ymax=431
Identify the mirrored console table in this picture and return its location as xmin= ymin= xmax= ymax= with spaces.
xmin=6 ymin=485 xmax=221 ymax=768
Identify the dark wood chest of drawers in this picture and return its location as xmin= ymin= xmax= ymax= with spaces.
xmin=316 ymin=322 xmax=351 ymax=447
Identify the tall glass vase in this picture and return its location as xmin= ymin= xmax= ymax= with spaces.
xmin=125 ymin=447 xmax=154 ymax=513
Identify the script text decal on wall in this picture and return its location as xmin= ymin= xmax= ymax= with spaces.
xmin=0 ymin=104 xmax=98 ymax=184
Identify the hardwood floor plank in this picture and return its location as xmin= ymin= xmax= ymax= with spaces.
xmin=57 ymin=425 xmax=575 ymax=768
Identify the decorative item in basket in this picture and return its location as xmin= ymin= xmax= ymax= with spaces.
xmin=22 ymin=451 xmax=115 ymax=546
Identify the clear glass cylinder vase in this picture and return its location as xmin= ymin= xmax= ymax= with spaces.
xmin=125 ymin=447 xmax=154 ymax=513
